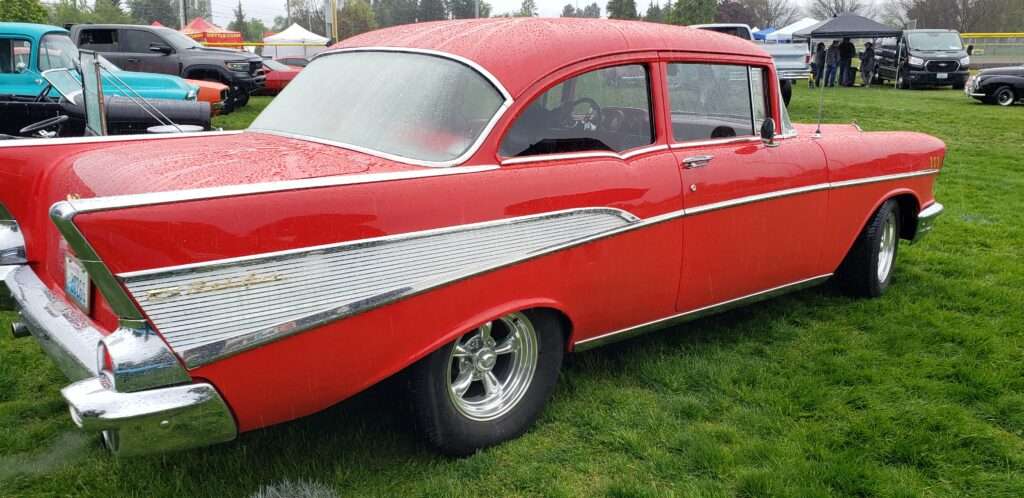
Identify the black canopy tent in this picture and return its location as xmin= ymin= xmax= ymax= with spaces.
xmin=793 ymin=15 xmax=902 ymax=40
xmin=795 ymin=15 xmax=904 ymax=133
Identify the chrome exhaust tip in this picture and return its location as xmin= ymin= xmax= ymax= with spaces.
xmin=10 ymin=320 xmax=30 ymax=339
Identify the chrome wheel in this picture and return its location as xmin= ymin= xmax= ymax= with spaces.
xmin=996 ymin=88 xmax=1015 ymax=106
xmin=446 ymin=312 xmax=539 ymax=421
xmin=877 ymin=210 xmax=897 ymax=283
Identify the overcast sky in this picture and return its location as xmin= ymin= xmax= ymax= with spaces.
xmin=211 ymin=0 xmax=672 ymax=29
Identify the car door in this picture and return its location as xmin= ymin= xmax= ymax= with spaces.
xmin=497 ymin=59 xmax=686 ymax=334
xmin=121 ymin=29 xmax=179 ymax=75
xmin=662 ymin=60 xmax=830 ymax=311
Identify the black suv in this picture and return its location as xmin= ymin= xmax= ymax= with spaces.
xmin=876 ymin=29 xmax=970 ymax=90
xmin=69 ymin=24 xmax=265 ymax=111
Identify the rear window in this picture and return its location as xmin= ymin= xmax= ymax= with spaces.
xmin=0 ymin=39 xmax=31 ymax=73
xmin=78 ymin=29 xmax=119 ymax=51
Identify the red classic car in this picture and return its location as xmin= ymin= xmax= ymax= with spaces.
xmin=0 ymin=19 xmax=944 ymax=456
xmin=256 ymin=59 xmax=301 ymax=95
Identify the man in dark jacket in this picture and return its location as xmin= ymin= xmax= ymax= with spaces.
xmin=860 ymin=42 xmax=877 ymax=87
xmin=825 ymin=40 xmax=840 ymax=87
xmin=839 ymin=37 xmax=856 ymax=86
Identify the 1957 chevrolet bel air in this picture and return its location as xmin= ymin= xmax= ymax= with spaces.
xmin=0 ymin=18 xmax=944 ymax=456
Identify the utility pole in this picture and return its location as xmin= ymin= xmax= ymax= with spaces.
xmin=331 ymin=0 xmax=338 ymax=40
xmin=475 ymin=0 xmax=479 ymax=17
xmin=179 ymin=0 xmax=187 ymax=28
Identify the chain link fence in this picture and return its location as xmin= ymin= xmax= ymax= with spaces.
xmin=961 ymin=33 xmax=1024 ymax=68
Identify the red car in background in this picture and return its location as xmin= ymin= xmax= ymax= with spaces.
xmin=257 ymin=59 xmax=301 ymax=95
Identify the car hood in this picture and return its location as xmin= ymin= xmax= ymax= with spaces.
xmin=979 ymin=65 xmax=1024 ymax=77
xmin=187 ymin=46 xmax=263 ymax=61
xmin=105 ymin=71 xmax=195 ymax=93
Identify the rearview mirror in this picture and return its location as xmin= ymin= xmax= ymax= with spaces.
xmin=15 ymin=61 xmax=27 ymax=73
xmin=149 ymin=44 xmax=173 ymax=55
xmin=760 ymin=118 xmax=777 ymax=147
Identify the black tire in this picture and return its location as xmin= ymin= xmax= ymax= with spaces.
xmin=897 ymin=70 xmax=911 ymax=90
xmin=408 ymin=310 xmax=564 ymax=456
xmin=994 ymin=86 xmax=1016 ymax=106
xmin=780 ymin=79 xmax=792 ymax=107
xmin=835 ymin=199 xmax=901 ymax=298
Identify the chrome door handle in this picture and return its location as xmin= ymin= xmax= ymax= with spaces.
xmin=682 ymin=155 xmax=714 ymax=169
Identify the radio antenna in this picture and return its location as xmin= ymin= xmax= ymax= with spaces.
xmin=814 ymin=36 xmax=825 ymax=137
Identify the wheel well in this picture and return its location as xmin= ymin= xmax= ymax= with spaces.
xmin=891 ymin=194 xmax=920 ymax=240
xmin=185 ymin=69 xmax=226 ymax=84
xmin=525 ymin=307 xmax=574 ymax=352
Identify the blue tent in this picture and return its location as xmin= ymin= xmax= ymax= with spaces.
xmin=752 ymin=28 xmax=776 ymax=40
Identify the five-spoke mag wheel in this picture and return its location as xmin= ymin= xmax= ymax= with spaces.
xmin=837 ymin=199 xmax=902 ymax=297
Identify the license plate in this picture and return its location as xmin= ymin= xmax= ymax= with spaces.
xmin=65 ymin=255 xmax=91 ymax=312
xmin=937 ymin=73 xmax=948 ymax=79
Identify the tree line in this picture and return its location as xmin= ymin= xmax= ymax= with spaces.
xmin=1 ymin=0 xmax=1021 ymax=44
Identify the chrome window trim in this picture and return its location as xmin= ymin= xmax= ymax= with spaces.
xmin=669 ymin=136 xmax=762 ymax=149
xmin=0 ymin=130 xmax=241 ymax=148
xmin=574 ymin=274 xmax=834 ymax=351
xmin=255 ymin=47 xmax=515 ymax=169
xmin=500 ymin=144 xmax=670 ymax=166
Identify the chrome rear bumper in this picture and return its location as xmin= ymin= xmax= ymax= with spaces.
xmin=912 ymin=202 xmax=944 ymax=243
xmin=1 ymin=264 xmax=237 ymax=455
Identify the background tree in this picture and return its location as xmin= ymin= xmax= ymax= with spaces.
xmin=884 ymin=0 xmax=1022 ymax=32
xmin=644 ymin=0 xmax=665 ymax=22
xmin=606 ymin=0 xmax=637 ymax=18
xmin=449 ymin=0 xmax=491 ymax=18
xmin=93 ymin=0 xmax=136 ymax=23
xmin=749 ymin=0 xmax=799 ymax=27
xmin=128 ymin=0 xmax=180 ymax=28
xmin=715 ymin=0 xmax=754 ymax=23
xmin=667 ymin=0 xmax=715 ymax=24
xmin=339 ymin=0 xmax=377 ymax=38
xmin=560 ymin=3 xmax=579 ymax=16
xmin=373 ymin=0 xmax=417 ymax=27
xmin=1 ymin=0 xmax=48 ymax=23
xmin=805 ymin=0 xmax=873 ymax=19
xmin=517 ymin=0 xmax=537 ymax=16
xmin=416 ymin=0 xmax=446 ymax=21
xmin=581 ymin=2 xmax=600 ymax=16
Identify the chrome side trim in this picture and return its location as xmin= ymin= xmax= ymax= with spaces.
xmin=500 ymin=144 xmax=670 ymax=166
xmin=574 ymin=274 xmax=833 ymax=351
xmin=263 ymin=47 xmax=514 ymax=169
xmin=63 ymin=165 xmax=499 ymax=215
xmin=0 ymin=203 xmax=26 ymax=265
xmin=829 ymin=169 xmax=940 ymax=189
xmin=0 ymin=130 xmax=241 ymax=148
xmin=669 ymin=136 xmax=761 ymax=149
xmin=911 ymin=201 xmax=944 ymax=244
xmin=686 ymin=182 xmax=830 ymax=216
xmin=119 ymin=208 xmax=640 ymax=368
xmin=63 ymin=376 xmax=236 ymax=456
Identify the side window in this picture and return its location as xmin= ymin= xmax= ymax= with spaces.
xmin=0 ymin=39 xmax=31 ymax=73
xmin=750 ymin=67 xmax=768 ymax=131
xmin=500 ymin=64 xmax=654 ymax=158
xmin=668 ymin=63 xmax=757 ymax=141
xmin=121 ymin=30 xmax=167 ymax=54
xmin=78 ymin=29 xmax=119 ymax=52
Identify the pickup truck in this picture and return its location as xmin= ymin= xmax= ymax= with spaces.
xmin=692 ymin=23 xmax=811 ymax=106
xmin=69 ymin=24 xmax=265 ymax=112
xmin=875 ymin=29 xmax=970 ymax=90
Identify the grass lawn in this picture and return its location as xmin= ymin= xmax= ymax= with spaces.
xmin=2 ymin=84 xmax=1023 ymax=498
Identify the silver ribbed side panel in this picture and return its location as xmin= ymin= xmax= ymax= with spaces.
xmin=121 ymin=208 xmax=638 ymax=368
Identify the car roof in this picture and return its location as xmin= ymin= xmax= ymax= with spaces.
xmin=0 ymin=22 xmax=68 ymax=39
xmin=334 ymin=18 xmax=768 ymax=97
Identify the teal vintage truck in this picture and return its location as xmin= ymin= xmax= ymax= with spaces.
xmin=1 ymin=22 xmax=199 ymax=101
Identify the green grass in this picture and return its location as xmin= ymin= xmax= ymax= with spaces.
xmin=212 ymin=96 xmax=273 ymax=130
xmin=2 ymin=85 xmax=1023 ymax=497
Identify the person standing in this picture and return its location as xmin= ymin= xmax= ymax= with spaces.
xmin=811 ymin=42 xmax=826 ymax=88
xmin=839 ymin=37 xmax=856 ymax=86
xmin=825 ymin=40 xmax=840 ymax=87
xmin=860 ymin=42 xmax=877 ymax=87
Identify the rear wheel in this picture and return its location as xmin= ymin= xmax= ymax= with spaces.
xmin=994 ymin=86 xmax=1016 ymax=106
xmin=897 ymin=70 xmax=911 ymax=90
xmin=409 ymin=310 xmax=563 ymax=456
xmin=836 ymin=199 xmax=901 ymax=298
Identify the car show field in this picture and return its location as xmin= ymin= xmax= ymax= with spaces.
xmin=1 ymin=82 xmax=1021 ymax=497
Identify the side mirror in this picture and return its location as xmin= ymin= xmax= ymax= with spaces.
xmin=149 ymin=44 xmax=173 ymax=55
xmin=760 ymin=118 xmax=777 ymax=147
xmin=15 ymin=61 xmax=27 ymax=73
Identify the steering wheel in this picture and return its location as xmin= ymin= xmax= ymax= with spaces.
xmin=20 ymin=114 xmax=69 ymax=135
xmin=34 ymin=82 xmax=53 ymax=103
xmin=560 ymin=97 xmax=603 ymax=131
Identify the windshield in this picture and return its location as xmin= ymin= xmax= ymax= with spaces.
xmin=156 ymin=27 xmax=202 ymax=50
xmin=42 ymin=68 xmax=83 ymax=102
xmin=907 ymin=31 xmax=963 ymax=51
xmin=250 ymin=51 xmax=506 ymax=165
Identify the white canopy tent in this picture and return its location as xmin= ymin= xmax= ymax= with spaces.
xmin=765 ymin=18 xmax=820 ymax=42
xmin=262 ymin=24 xmax=329 ymax=59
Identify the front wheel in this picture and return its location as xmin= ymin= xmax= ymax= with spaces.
xmin=897 ymin=71 xmax=911 ymax=90
xmin=408 ymin=310 xmax=564 ymax=456
xmin=994 ymin=86 xmax=1017 ymax=106
xmin=836 ymin=199 xmax=901 ymax=298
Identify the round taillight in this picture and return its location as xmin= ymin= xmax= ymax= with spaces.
xmin=97 ymin=342 xmax=114 ymax=374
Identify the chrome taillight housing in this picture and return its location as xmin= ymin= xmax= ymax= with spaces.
xmin=0 ymin=203 xmax=27 ymax=265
